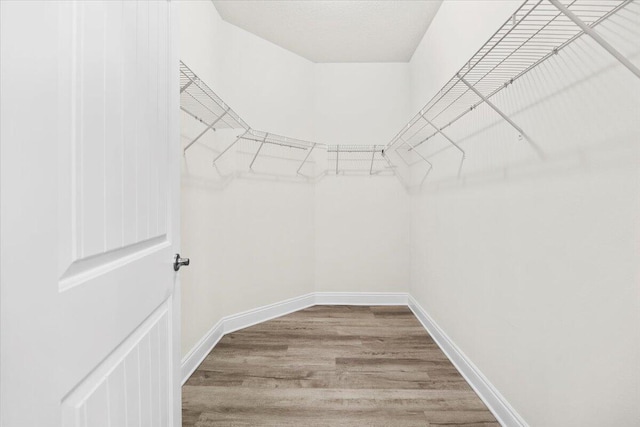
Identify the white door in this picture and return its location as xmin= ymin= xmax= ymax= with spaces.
xmin=0 ymin=1 xmax=181 ymax=426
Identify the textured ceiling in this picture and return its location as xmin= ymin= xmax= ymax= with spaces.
xmin=212 ymin=1 xmax=443 ymax=63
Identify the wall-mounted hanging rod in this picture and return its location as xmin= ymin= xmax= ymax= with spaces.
xmin=548 ymin=0 xmax=640 ymax=80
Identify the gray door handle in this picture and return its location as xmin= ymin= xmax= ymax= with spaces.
xmin=174 ymin=254 xmax=190 ymax=271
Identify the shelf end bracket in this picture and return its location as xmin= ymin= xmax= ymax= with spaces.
xmin=249 ymin=133 xmax=269 ymax=170
xmin=297 ymin=143 xmax=316 ymax=175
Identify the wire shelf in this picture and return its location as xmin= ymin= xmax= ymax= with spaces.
xmin=385 ymin=0 xmax=633 ymax=162
xmin=180 ymin=62 xmax=329 ymax=179
xmin=179 ymin=64 xmax=398 ymax=179
xmin=240 ymin=129 xmax=316 ymax=151
xmin=233 ymin=129 xmax=321 ymax=177
xmin=327 ymin=145 xmax=392 ymax=175
xmin=181 ymin=0 xmax=636 ymax=189
xmin=180 ymin=61 xmax=249 ymax=152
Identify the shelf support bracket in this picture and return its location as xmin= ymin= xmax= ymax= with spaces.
xmin=420 ymin=115 xmax=465 ymax=157
xmin=180 ymin=79 xmax=193 ymax=93
xmin=369 ymin=146 xmax=377 ymax=175
xmin=458 ymin=74 xmax=545 ymax=159
xmin=184 ymin=107 xmax=231 ymax=153
xmin=335 ymin=145 xmax=340 ymax=175
xmin=381 ymin=150 xmax=406 ymax=188
xmin=400 ymin=138 xmax=433 ymax=186
xmin=212 ymin=129 xmax=249 ymax=165
xmin=297 ymin=143 xmax=316 ymax=175
xmin=395 ymin=143 xmax=413 ymax=167
xmin=548 ymin=0 xmax=640 ymax=80
xmin=420 ymin=115 xmax=465 ymax=178
xmin=249 ymin=133 xmax=269 ymax=170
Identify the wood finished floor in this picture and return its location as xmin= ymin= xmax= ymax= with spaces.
xmin=183 ymin=305 xmax=498 ymax=427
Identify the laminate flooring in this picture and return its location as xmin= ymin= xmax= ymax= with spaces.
xmin=183 ymin=305 xmax=498 ymax=427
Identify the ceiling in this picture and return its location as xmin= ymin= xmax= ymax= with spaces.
xmin=212 ymin=1 xmax=443 ymax=63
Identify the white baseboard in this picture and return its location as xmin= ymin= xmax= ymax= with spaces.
xmin=181 ymin=291 xmax=526 ymax=427
xmin=407 ymin=295 xmax=527 ymax=427
xmin=181 ymin=292 xmax=406 ymax=384
xmin=180 ymin=293 xmax=315 ymax=384
xmin=314 ymin=291 xmax=408 ymax=306
xmin=223 ymin=293 xmax=316 ymax=334
xmin=181 ymin=317 xmax=225 ymax=386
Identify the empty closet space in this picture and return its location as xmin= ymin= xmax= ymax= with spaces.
xmin=179 ymin=1 xmax=640 ymax=427
xmin=183 ymin=306 xmax=498 ymax=426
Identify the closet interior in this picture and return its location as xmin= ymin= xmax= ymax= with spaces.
xmin=180 ymin=0 xmax=640 ymax=426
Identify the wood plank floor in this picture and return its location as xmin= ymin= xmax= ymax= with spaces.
xmin=183 ymin=305 xmax=498 ymax=427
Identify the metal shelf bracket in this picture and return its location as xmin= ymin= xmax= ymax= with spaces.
xmin=369 ymin=145 xmax=377 ymax=175
xmin=184 ymin=107 xmax=231 ymax=153
xmin=212 ymin=129 xmax=250 ymax=166
xmin=400 ymin=138 xmax=433 ymax=185
xmin=548 ymin=0 xmax=640 ymax=80
xmin=457 ymin=74 xmax=545 ymax=159
xmin=297 ymin=143 xmax=316 ymax=175
xmin=249 ymin=133 xmax=269 ymax=170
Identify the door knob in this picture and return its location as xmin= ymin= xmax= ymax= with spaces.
xmin=174 ymin=254 xmax=190 ymax=271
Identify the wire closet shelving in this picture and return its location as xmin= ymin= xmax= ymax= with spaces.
xmin=328 ymin=145 xmax=392 ymax=176
xmin=181 ymin=0 xmax=638 ymax=188
xmin=181 ymin=61 xmax=390 ymax=177
xmin=226 ymin=130 xmax=321 ymax=177
xmin=383 ymin=0 xmax=638 ymax=188
xmin=180 ymin=62 xmax=249 ymax=153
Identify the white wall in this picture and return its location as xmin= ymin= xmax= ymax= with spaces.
xmin=315 ymin=176 xmax=410 ymax=293
xmin=409 ymin=0 xmax=520 ymax=112
xmin=181 ymin=2 xmax=640 ymax=426
xmin=180 ymin=0 xmax=314 ymax=139
xmin=312 ymin=63 xmax=411 ymax=294
xmin=180 ymin=1 xmax=317 ymax=358
xmin=180 ymin=129 xmax=316 ymax=358
xmin=179 ymin=1 xmax=410 ymax=359
xmin=313 ymin=63 xmax=410 ymax=145
xmin=408 ymin=2 xmax=640 ymax=426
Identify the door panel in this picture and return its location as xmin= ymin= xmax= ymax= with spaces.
xmin=61 ymin=301 xmax=171 ymax=427
xmin=58 ymin=0 xmax=170 ymax=278
xmin=0 ymin=1 xmax=180 ymax=426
